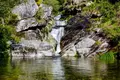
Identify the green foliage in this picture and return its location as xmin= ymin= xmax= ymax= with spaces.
xmin=58 ymin=0 xmax=66 ymax=4
xmin=35 ymin=7 xmax=44 ymax=22
xmin=35 ymin=0 xmax=43 ymax=5
xmin=40 ymin=19 xmax=54 ymax=41
xmin=82 ymin=0 xmax=120 ymax=51
xmin=43 ymin=0 xmax=61 ymax=14
xmin=0 ymin=25 xmax=13 ymax=58
xmin=99 ymin=51 xmax=116 ymax=63
xmin=0 ymin=0 xmax=21 ymax=19
xmin=0 ymin=24 xmax=21 ymax=57
xmin=0 ymin=0 xmax=23 ymax=57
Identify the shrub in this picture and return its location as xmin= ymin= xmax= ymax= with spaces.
xmin=35 ymin=0 xmax=43 ymax=5
xmin=43 ymin=0 xmax=61 ymax=14
xmin=0 ymin=25 xmax=13 ymax=57
xmin=99 ymin=51 xmax=116 ymax=63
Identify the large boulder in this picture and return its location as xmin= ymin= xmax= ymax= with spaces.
xmin=11 ymin=40 xmax=55 ymax=57
xmin=62 ymin=44 xmax=77 ymax=57
xmin=76 ymin=48 xmax=91 ymax=57
xmin=16 ymin=18 xmax=38 ymax=32
xmin=12 ymin=0 xmax=39 ymax=20
xmin=20 ymin=40 xmax=41 ymax=49
xmin=75 ymin=38 xmax=95 ymax=48
xmin=20 ymin=40 xmax=53 ymax=50
xmin=25 ymin=29 xmax=40 ymax=40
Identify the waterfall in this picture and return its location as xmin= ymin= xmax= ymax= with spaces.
xmin=51 ymin=15 xmax=66 ymax=54
xmin=51 ymin=27 xmax=64 ymax=54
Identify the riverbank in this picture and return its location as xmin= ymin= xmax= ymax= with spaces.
xmin=0 ymin=57 xmax=120 ymax=80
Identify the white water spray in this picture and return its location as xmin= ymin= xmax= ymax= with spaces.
xmin=51 ymin=15 xmax=66 ymax=54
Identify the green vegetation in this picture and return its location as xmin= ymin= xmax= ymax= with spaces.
xmin=82 ymin=0 xmax=120 ymax=53
xmin=99 ymin=51 xmax=116 ymax=63
xmin=0 ymin=25 xmax=12 ymax=58
xmin=95 ymin=41 xmax=102 ymax=46
xmin=35 ymin=0 xmax=43 ymax=5
xmin=35 ymin=7 xmax=44 ymax=22
xmin=43 ymin=0 xmax=62 ymax=14
xmin=0 ymin=0 xmax=22 ymax=57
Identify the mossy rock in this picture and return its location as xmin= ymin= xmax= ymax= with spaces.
xmin=35 ymin=0 xmax=43 ymax=5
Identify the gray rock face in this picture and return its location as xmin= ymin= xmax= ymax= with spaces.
xmin=13 ymin=2 xmax=53 ymax=32
xmin=61 ymin=38 xmax=95 ymax=57
xmin=72 ymin=0 xmax=87 ymax=4
xmin=76 ymin=48 xmax=91 ymax=57
xmin=25 ymin=30 xmax=40 ymax=40
xmin=17 ymin=18 xmax=38 ymax=32
xmin=11 ymin=40 xmax=55 ymax=57
xmin=75 ymin=38 xmax=95 ymax=48
xmin=11 ymin=0 xmax=56 ymax=58
xmin=54 ymin=15 xmax=67 ymax=27
xmin=40 ymin=4 xmax=53 ymax=20
xmin=12 ymin=0 xmax=38 ymax=20
xmin=55 ymin=21 xmax=67 ymax=27
xmin=20 ymin=40 xmax=41 ymax=49
xmin=60 ymin=14 xmax=109 ymax=58
xmin=62 ymin=44 xmax=76 ymax=57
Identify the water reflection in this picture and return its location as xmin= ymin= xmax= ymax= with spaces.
xmin=0 ymin=57 xmax=120 ymax=80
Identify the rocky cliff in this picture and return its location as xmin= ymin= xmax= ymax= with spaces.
xmin=11 ymin=0 xmax=111 ymax=58
xmin=11 ymin=0 xmax=57 ymax=57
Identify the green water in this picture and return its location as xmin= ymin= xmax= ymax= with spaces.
xmin=0 ymin=57 xmax=120 ymax=80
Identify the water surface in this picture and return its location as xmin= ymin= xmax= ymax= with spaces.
xmin=0 ymin=57 xmax=120 ymax=80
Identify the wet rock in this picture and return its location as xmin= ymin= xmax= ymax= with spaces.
xmin=76 ymin=48 xmax=91 ymax=57
xmin=55 ymin=21 xmax=67 ymax=27
xmin=51 ymin=27 xmax=64 ymax=43
xmin=62 ymin=44 xmax=76 ymax=57
xmin=54 ymin=15 xmax=61 ymax=20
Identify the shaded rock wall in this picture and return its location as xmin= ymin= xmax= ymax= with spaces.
xmin=60 ymin=14 xmax=109 ymax=57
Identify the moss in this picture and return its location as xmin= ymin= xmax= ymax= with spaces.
xmin=43 ymin=0 xmax=61 ymax=15
xmin=35 ymin=0 xmax=43 ymax=5
xmin=38 ymin=19 xmax=55 ymax=41
xmin=74 ymin=51 xmax=80 ymax=57
xmin=95 ymin=40 xmax=102 ymax=46
xmin=35 ymin=7 xmax=44 ymax=22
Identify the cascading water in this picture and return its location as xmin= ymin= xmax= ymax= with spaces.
xmin=51 ymin=27 xmax=64 ymax=54
xmin=51 ymin=15 xmax=66 ymax=54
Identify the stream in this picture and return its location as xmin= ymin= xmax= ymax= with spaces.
xmin=0 ymin=57 xmax=120 ymax=80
